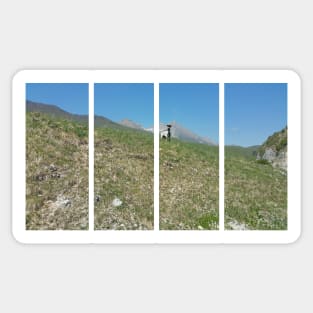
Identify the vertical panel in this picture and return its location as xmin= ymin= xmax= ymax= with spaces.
xmin=94 ymin=83 xmax=154 ymax=230
xmin=89 ymin=82 xmax=94 ymax=231
xmin=154 ymin=83 xmax=160 ymax=231
xmin=25 ymin=83 xmax=89 ymax=230
xmin=159 ymin=83 xmax=219 ymax=230
xmin=224 ymin=83 xmax=288 ymax=230
xmin=219 ymin=82 xmax=224 ymax=231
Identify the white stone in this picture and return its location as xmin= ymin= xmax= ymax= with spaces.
xmin=112 ymin=198 xmax=123 ymax=207
xmin=55 ymin=195 xmax=71 ymax=208
xmin=228 ymin=220 xmax=248 ymax=230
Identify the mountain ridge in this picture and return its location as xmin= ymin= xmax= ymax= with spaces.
xmin=27 ymin=100 xmax=132 ymax=130
xmin=119 ymin=118 xmax=143 ymax=130
xmin=148 ymin=121 xmax=216 ymax=145
xmin=27 ymin=101 xmax=217 ymax=145
xmin=167 ymin=121 xmax=216 ymax=145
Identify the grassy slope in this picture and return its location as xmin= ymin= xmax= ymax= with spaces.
xmin=94 ymin=127 xmax=154 ymax=230
xmin=225 ymin=146 xmax=259 ymax=160
xmin=225 ymin=146 xmax=287 ymax=230
xmin=160 ymin=139 xmax=219 ymax=230
xmin=26 ymin=112 xmax=88 ymax=230
xmin=27 ymin=112 xmax=285 ymax=231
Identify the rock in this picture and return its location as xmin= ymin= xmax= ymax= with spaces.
xmin=63 ymin=199 xmax=71 ymax=207
xmin=257 ymin=127 xmax=287 ymax=171
xmin=35 ymin=173 xmax=46 ymax=181
xmin=272 ymin=151 xmax=287 ymax=170
xmin=49 ymin=164 xmax=58 ymax=172
xmin=259 ymin=148 xmax=287 ymax=171
xmin=228 ymin=220 xmax=248 ymax=230
xmin=55 ymin=196 xmax=71 ymax=208
xmin=262 ymin=148 xmax=277 ymax=162
xmin=50 ymin=173 xmax=61 ymax=178
xmin=112 ymin=198 xmax=122 ymax=207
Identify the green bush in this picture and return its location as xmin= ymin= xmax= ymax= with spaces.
xmin=277 ymin=137 xmax=287 ymax=151
xmin=256 ymin=159 xmax=270 ymax=165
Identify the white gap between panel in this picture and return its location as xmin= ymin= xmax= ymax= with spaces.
xmin=89 ymin=81 xmax=94 ymax=233
xmin=154 ymin=83 xmax=160 ymax=233
xmin=219 ymin=82 xmax=225 ymax=232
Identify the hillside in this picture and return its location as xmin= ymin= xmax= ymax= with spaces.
xmin=26 ymin=103 xmax=154 ymax=230
xmin=160 ymin=139 xmax=219 ymax=230
xmin=258 ymin=127 xmax=287 ymax=155
xmin=94 ymin=126 xmax=154 ymax=230
xmin=145 ymin=121 xmax=216 ymax=145
xmin=26 ymin=101 xmax=286 ymax=231
xmin=27 ymin=100 xmax=127 ymax=129
xmin=160 ymin=121 xmax=216 ymax=145
xmin=225 ymin=131 xmax=287 ymax=230
xmin=26 ymin=111 xmax=88 ymax=230
xmin=119 ymin=118 xmax=143 ymax=130
xmin=225 ymin=145 xmax=260 ymax=160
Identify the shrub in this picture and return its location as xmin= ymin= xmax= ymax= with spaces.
xmin=256 ymin=159 xmax=270 ymax=165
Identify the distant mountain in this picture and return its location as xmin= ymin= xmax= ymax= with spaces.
xmin=159 ymin=121 xmax=216 ymax=145
xmin=94 ymin=115 xmax=123 ymax=129
xmin=27 ymin=101 xmax=129 ymax=129
xmin=26 ymin=101 xmax=216 ymax=144
xmin=26 ymin=100 xmax=87 ymax=121
xmin=119 ymin=119 xmax=143 ymax=130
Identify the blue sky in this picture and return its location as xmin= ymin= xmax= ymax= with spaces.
xmin=94 ymin=83 xmax=154 ymax=128
xmin=225 ymin=83 xmax=287 ymax=147
xmin=160 ymin=83 xmax=219 ymax=143
xmin=26 ymin=83 xmax=89 ymax=115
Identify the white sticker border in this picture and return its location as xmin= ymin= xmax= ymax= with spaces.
xmin=12 ymin=70 xmax=301 ymax=244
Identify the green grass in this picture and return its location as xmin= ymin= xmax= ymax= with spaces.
xmin=26 ymin=112 xmax=88 ymax=230
xmin=225 ymin=146 xmax=259 ymax=160
xmin=27 ymin=112 xmax=286 ymax=232
xmin=160 ymin=139 xmax=219 ymax=230
xmin=94 ymin=127 xmax=154 ymax=230
xmin=225 ymin=148 xmax=287 ymax=230
xmin=256 ymin=159 xmax=271 ymax=165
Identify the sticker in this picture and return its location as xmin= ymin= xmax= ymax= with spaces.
xmin=12 ymin=70 xmax=301 ymax=243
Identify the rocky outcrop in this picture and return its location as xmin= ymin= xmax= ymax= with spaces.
xmin=257 ymin=148 xmax=287 ymax=170
xmin=257 ymin=127 xmax=287 ymax=171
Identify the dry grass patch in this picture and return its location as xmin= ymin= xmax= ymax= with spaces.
xmin=94 ymin=127 xmax=154 ymax=230
xmin=225 ymin=149 xmax=287 ymax=230
xmin=26 ymin=112 xmax=88 ymax=230
xmin=160 ymin=140 xmax=219 ymax=230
